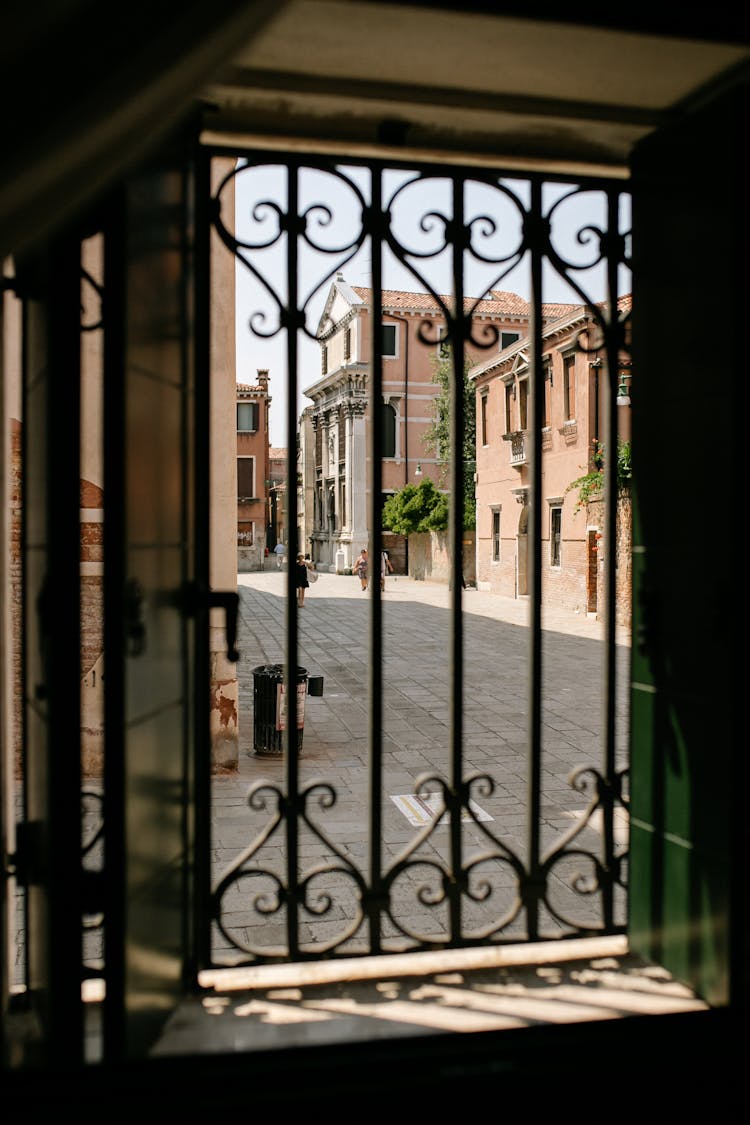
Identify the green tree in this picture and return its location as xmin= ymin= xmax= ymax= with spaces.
xmin=421 ymin=346 xmax=476 ymax=531
xmin=382 ymin=479 xmax=447 ymax=534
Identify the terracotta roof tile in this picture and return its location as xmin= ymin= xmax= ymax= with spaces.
xmin=351 ymin=285 xmax=578 ymax=321
xmin=540 ymin=301 xmax=580 ymax=319
xmin=236 ymin=381 xmax=268 ymax=393
xmin=469 ymin=292 xmax=633 ymax=378
xmin=487 ymin=289 xmax=531 ymax=314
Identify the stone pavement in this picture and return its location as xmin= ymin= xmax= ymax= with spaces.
xmin=210 ymin=570 xmax=632 ymax=962
xmin=154 ymin=583 xmax=706 ymax=1057
xmin=11 ymin=570 xmax=707 ymax=1063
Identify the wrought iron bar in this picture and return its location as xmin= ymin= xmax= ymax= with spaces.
xmin=448 ymin=173 xmax=465 ymax=944
xmin=525 ymin=177 xmax=545 ymax=941
xmin=284 ymin=163 xmax=302 ymax=960
xmin=207 ymin=152 xmax=631 ymax=965
xmin=367 ymin=166 xmax=385 ymax=956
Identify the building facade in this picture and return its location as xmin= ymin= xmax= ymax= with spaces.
xmin=303 ymin=272 xmax=575 ymax=572
xmin=236 ymin=370 xmax=272 ymax=573
xmin=471 ymin=297 xmax=632 ymax=626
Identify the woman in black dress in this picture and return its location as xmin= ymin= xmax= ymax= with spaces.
xmin=295 ymin=552 xmax=310 ymax=606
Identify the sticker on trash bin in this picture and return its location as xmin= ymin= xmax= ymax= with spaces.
xmin=276 ymin=682 xmax=306 ymax=730
xmin=391 ymin=792 xmax=492 ymax=827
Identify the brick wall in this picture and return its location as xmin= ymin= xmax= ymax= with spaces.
xmin=589 ymin=493 xmax=632 ymax=630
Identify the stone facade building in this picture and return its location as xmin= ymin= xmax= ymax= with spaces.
xmin=302 ymin=271 xmax=575 ymax=573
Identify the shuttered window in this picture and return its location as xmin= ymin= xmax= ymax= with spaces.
xmin=237 ymin=457 xmax=254 ymax=497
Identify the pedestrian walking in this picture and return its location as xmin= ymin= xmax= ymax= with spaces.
xmin=380 ymin=549 xmax=394 ymax=591
xmin=353 ymin=548 xmax=368 ymax=591
xmin=274 ymin=540 xmax=285 ymax=569
xmin=305 ymin=553 xmax=319 ymax=586
xmin=295 ymin=552 xmax=312 ymax=606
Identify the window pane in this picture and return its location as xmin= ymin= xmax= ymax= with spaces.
xmin=237 ymin=458 xmax=254 ymax=496
xmin=237 ymin=402 xmax=257 ymax=432
xmin=519 ymin=380 xmax=528 ymax=430
xmin=382 ymin=403 xmax=396 ymax=457
xmin=551 ymin=508 xmax=562 ymax=566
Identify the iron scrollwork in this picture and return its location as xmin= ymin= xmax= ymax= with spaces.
xmin=208 ymin=152 xmax=631 ymax=964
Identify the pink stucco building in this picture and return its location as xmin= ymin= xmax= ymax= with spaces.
xmin=471 ymin=296 xmax=632 ymax=625
xmin=303 ymin=272 xmax=575 ymax=573
xmin=236 ymin=370 xmax=273 ymax=572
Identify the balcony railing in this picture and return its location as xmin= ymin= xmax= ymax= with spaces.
xmin=503 ymin=430 xmax=528 ymax=467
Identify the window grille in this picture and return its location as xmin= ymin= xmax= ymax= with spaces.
xmin=208 ymin=152 xmax=631 ymax=966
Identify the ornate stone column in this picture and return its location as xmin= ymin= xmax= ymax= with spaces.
xmin=348 ymin=399 xmax=368 ymax=563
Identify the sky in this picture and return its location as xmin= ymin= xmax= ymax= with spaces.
xmin=230 ymin=161 xmax=631 ymax=449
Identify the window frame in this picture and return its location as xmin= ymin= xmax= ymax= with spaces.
xmin=382 ymin=400 xmax=397 ymax=458
xmin=542 ymin=359 xmax=552 ymax=430
xmin=237 ymin=455 xmax=255 ymax=499
xmin=382 ymin=322 xmax=398 ymax=359
xmin=563 ymin=353 xmax=576 ymax=422
xmin=491 ymin=507 xmax=501 ymax=563
xmin=518 ymin=375 xmax=529 ymax=431
xmin=504 ymin=381 xmax=514 ymax=434
xmin=236 ymin=401 xmax=258 ymax=433
xmin=550 ymin=504 xmax=562 ymax=568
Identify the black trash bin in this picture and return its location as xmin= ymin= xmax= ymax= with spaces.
xmin=252 ymin=664 xmax=307 ymax=756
